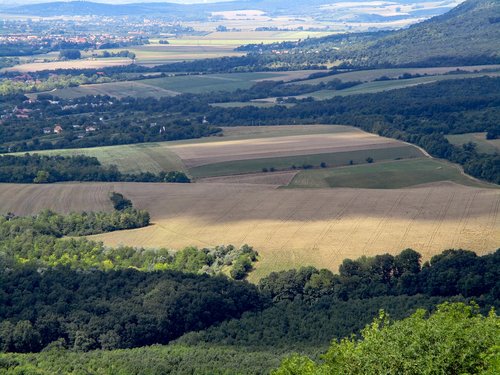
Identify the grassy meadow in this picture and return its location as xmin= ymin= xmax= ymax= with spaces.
xmin=295 ymin=72 xmax=500 ymax=100
xmin=446 ymin=132 xmax=500 ymax=154
xmin=286 ymin=158 xmax=495 ymax=189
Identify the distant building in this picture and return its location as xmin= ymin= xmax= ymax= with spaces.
xmin=85 ymin=126 xmax=97 ymax=132
xmin=53 ymin=125 xmax=63 ymax=134
xmin=43 ymin=127 xmax=52 ymax=134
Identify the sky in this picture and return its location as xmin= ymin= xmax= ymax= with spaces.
xmin=0 ymin=0 xmax=236 ymax=5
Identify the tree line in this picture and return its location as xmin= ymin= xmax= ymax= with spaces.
xmin=0 ymin=154 xmax=190 ymax=183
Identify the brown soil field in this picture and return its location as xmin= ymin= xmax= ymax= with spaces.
xmin=198 ymin=171 xmax=298 ymax=185
xmin=0 ymin=182 xmax=498 ymax=280
xmin=2 ymin=59 xmax=131 ymax=73
xmin=169 ymin=131 xmax=406 ymax=167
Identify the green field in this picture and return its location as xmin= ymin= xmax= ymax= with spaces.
xmin=295 ymin=72 xmax=500 ymax=100
xmin=210 ymin=101 xmax=284 ymax=108
xmin=47 ymin=71 xmax=307 ymax=99
xmin=143 ymin=72 xmax=284 ymax=94
xmin=299 ymin=65 xmax=500 ymax=85
xmin=47 ymin=81 xmax=179 ymax=100
xmin=189 ymin=146 xmax=423 ymax=179
xmin=21 ymin=143 xmax=186 ymax=174
xmin=446 ymin=132 xmax=500 ymax=154
xmin=286 ymin=158 xmax=494 ymax=189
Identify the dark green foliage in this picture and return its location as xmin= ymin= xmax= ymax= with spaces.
xmin=179 ymin=249 xmax=498 ymax=353
xmin=1 ymin=208 xmax=149 ymax=238
xmin=179 ymin=294 xmax=458 ymax=351
xmin=0 ymin=154 xmax=190 ymax=183
xmin=163 ymin=171 xmax=190 ymax=183
xmin=0 ymin=267 xmax=263 ymax=353
xmin=110 ymin=192 xmax=132 ymax=211
xmin=258 ymin=249 xmax=499 ymax=303
xmin=0 ymin=344 xmax=286 ymax=375
xmin=58 ymin=49 xmax=81 ymax=60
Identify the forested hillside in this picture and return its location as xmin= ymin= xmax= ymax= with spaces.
xmin=239 ymin=0 xmax=500 ymax=69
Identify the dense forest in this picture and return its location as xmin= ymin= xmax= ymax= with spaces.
xmin=0 ymin=154 xmax=190 ymax=183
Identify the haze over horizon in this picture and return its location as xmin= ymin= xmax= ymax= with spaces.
xmin=0 ymin=0 xmax=235 ymax=5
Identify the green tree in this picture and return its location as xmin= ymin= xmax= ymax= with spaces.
xmin=273 ymin=302 xmax=500 ymax=375
xmin=33 ymin=170 xmax=50 ymax=183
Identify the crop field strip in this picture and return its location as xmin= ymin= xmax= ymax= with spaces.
xmin=286 ymin=159 xmax=494 ymax=189
xmin=188 ymin=146 xmax=422 ymax=178
xmin=15 ymin=125 xmax=415 ymax=176
xmin=168 ymin=131 xmax=410 ymax=168
xmin=0 ymin=182 xmax=498 ymax=280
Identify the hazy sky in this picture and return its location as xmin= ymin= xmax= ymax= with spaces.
xmin=0 ymin=0 xmax=236 ymax=5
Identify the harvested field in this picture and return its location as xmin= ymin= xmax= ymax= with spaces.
xmin=199 ymin=171 xmax=297 ymax=186
xmin=0 ymin=182 xmax=498 ymax=280
xmin=2 ymin=58 xmax=131 ymax=73
xmin=170 ymin=131 xmax=408 ymax=168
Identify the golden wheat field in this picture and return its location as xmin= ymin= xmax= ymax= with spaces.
xmin=0 ymin=181 xmax=498 ymax=280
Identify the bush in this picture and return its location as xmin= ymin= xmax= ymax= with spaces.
xmin=110 ymin=192 xmax=132 ymax=211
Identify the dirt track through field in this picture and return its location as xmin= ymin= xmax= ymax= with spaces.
xmin=170 ymin=131 xmax=404 ymax=167
xmin=0 ymin=181 xmax=498 ymax=279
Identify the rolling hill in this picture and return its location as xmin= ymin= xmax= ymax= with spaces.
xmin=252 ymin=0 xmax=500 ymax=68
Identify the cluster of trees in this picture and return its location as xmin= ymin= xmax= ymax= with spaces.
xmin=179 ymin=249 xmax=499 ymax=351
xmin=0 ymin=73 xmax=114 ymax=95
xmin=96 ymin=50 xmax=135 ymax=59
xmin=0 ymin=268 xmax=263 ymax=352
xmin=0 ymin=93 xmax=222 ymax=152
xmin=259 ymin=249 xmax=499 ymax=302
xmin=0 ymin=154 xmax=190 ymax=183
xmin=1 ymin=207 xmax=149 ymax=238
xmin=274 ymin=302 xmax=499 ymax=375
xmin=59 ymin=49 xmax=81 ymax=60
xmin=0 ymin=208 xmax=257 ymax=275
